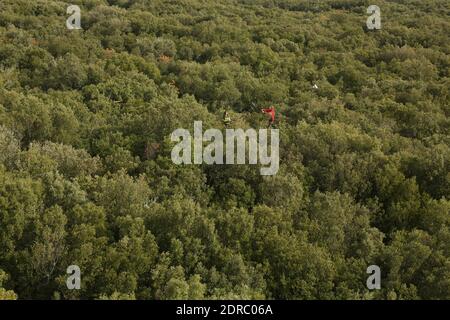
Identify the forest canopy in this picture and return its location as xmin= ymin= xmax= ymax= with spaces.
xmin=0 ymin=0 xmax=449 ymax=300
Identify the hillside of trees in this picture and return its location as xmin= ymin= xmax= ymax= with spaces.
xmin=0 ymin=0 xmax=449 ymax=299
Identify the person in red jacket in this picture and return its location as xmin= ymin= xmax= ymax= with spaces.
xmin=261 ymin=106 xmax=275 ymax=127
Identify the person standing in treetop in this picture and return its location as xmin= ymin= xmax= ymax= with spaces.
xmin=261 ymin=106 xmax=276 ymax=127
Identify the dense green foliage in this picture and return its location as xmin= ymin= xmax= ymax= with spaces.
xmin=0 ymin=0 xmax=449 ymax=300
